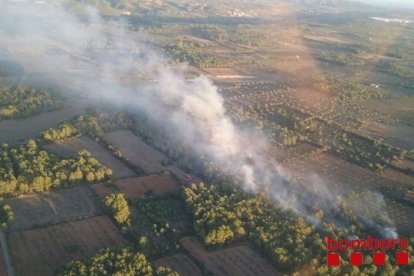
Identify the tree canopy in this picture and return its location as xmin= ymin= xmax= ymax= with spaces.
xmin=58 ymin=248 xmax=178 ymax=276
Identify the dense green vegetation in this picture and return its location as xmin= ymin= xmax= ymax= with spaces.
xmin=184 ymin=183 xmax=322 ymax=271
xmin=317 ymin=50 xmax=366 ymax=67
xmin=183 ymin=183 xmax=414 ymax=275
xmin=131 ymin=196 xmax=192 ymax=257
xmin=0 ymin=86 xmax=63 ymax=120
xmin=41 ymin=111 xmax=132 ymax=142
xmin=193 ymin=25 xmax=274 ymax=47
xmin=328 ymin=78 xmax=387 ymax=100
xmin=41 ymin=122 xmax=79 ymax=142
xmin=0 ymin=140 xmax=112 ymax=197
xmin=58 ymin=248 xmax=177 ymax=276
xmin=104 ymin=193 xmax=131 ymax=227
xmin=384 ymin=59 xmax=414 ymax=79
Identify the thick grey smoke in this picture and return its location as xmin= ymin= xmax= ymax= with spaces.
xmin=0 ymin=1 xmax=396 ymax=235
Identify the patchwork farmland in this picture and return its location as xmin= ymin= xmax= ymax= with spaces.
xmin=8 ymin=216 xmax=127 ymax=276
xmin=1 ymin=0 xmax=414 ymax=275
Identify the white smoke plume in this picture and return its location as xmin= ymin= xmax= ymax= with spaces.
xmin=0 ymin=1 xmax=397 ymax=235
xmin=1 ymin=2 xmax=291 ymax=202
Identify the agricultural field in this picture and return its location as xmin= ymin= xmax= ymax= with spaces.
xmin=7 ymin=186 xmax=100 ymax=232
xmin=282 ymin=152 xmax=407 ymax=194
xmin=154 ymin=253 xmax=203 ymax=276
xmin=8 ymin=215 xmax=127 ymax=276
xmin=44 ymin=136 xmax=136 ymax=180
xmin=114 ymin=174 xmax=179 ymax=200
xmin=268 ymin=142 xmax=321 ymax=163
xmin=91 ymin=182 xmax=115 ymax=199
xmin=0 ymin=249 xmax=7 ymax=276
xmin=103 ymin=130 xmax=168 ymax=174
xmin=348 ymin=191 xmax=414 ymax=235
xmin=91 ymin=174 xmax=179 ymax=200
xmin=0 ymin=97 xmax=88 ymax=146
xmin=394 ymin=158 xmax=414 ymax=171
xmin=381 ymin=168 xmax=414 ymax=186
xmin=180 ymin=236 xmax=281 ymax=276
xmin=355 ymin=121 xmax=414 ymax=150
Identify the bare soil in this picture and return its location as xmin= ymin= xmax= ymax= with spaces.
xmin=7 ymin=186 xmax=100 ymax=232
xmin=180 ymin=236 xmax=280 ymax=276
xmin=154 ymin=253 xmax=203 ymax=276
xmin=9 ymin=215 xmax=127 ymax=276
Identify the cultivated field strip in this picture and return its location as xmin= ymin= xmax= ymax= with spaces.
xmin=283 ymin=153 xmax=406 ymax=194
xmin=114 ymin=174 xmax=179 ymax=200
xmin=180 ymin=236 xmax=280 ymax=276
xmin=44 ymin=136 xmax=136 ymax=179
xmin=7 ymin=186 xmax=99 ymax=232
xmin=9 ymin=215 xmax=127 ymax=276
xmin=154 ymin=253 xmax=203 ymax=276
xmin=103 ymin=130 xmax=168 ymax=174
xmin=0 ymin=97 xmax=88 ymax=146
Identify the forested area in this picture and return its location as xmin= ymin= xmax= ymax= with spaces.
xmin=102 ymin=190 xmax=191 ymax=258
xmin=41 ymin=111 xmax=132 ymax=142
xmin=0 ymin=140 xmax=112 ymax=197
xmin=58 ymin=248 xmax=177 ymax=276
xmin=183 ymin=183 xmax=414 ymax=275
xmin=0 ymin=86 xmax=63 ymax=120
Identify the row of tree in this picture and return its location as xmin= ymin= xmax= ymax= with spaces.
xmin=0 ymin=198 xmax=13 ymax=231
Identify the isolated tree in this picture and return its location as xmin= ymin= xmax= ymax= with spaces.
xmin=104 ymin=193 xmax=130 ymax=226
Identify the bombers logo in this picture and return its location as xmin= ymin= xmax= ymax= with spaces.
xmin=326 ymin=235 xmax=410 ymax=266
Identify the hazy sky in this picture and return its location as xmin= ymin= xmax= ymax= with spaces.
xmin=356 ymin=0 xmax=414 ymax=8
